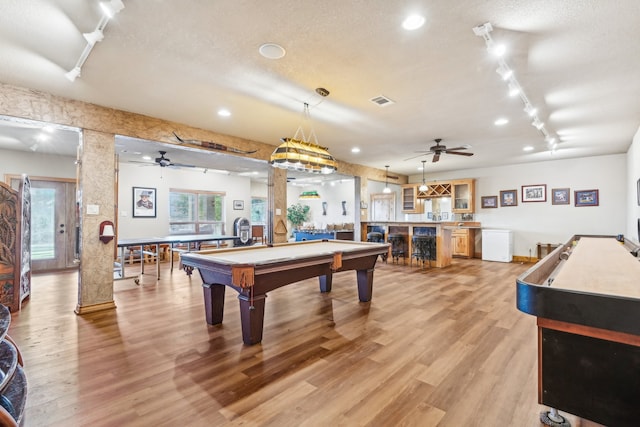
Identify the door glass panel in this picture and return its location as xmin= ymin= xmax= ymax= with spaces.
xmin=32 ymin=187 xmax=56 ymax=260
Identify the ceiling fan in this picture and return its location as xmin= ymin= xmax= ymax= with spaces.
xmin=130 ymin=150 xmax=196 ymax=168
xmin=405 ymin=138 xmax=474 ymax=163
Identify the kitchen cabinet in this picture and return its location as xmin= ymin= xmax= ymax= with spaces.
xmin=401 ymin=185 xmax=423 ymax=213
xmin=451 ymin=179 xmax=475 ymax=213
xmin=417 ymin=181 xmax=452 ymax=199
xmin=451 ymin=228 xmax=475 ymax=258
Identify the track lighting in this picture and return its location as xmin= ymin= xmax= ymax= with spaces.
xmin=508 ymin=81 xmax=520 ymax=97
xmin=496 ymin=62 xmax=512 ymax=80
xmin=65 ymin=0 xmax=125 ymax=82
xmin=65 ymin=67 xmax=81 ymax=82
xmin=532 ymin=118 xmax=544 ymax=130
xmin=523 ymin=104 xmax=537 ymax=117
xmin=100 ymin=0 xmax=125 ymax=18
xmin=474 ymin=22 xmax=559 ymax=153
xmin=83 ymin=29 xmax=104 ymax=45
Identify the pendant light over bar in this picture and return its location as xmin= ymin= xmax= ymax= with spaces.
xmin=419 ymin=160 xmax=428 ymax=192
xmin=383 ymin=166 xmax=391 ymax=193
xmin=270 ymin=97 xmax=337 ymax=174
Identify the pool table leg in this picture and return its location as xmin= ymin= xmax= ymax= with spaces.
xmin=319 ymin=273 xmax=333 ymax=293
xmin=356 ymin=268 xmax=374 ymax=302
xmin=238 ymin=293 xmax=267 ymax=345
xmin=202 ymin=283 xmax=226 ymax=325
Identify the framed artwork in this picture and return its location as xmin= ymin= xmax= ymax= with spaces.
xmin=481 ymin=196 xmax=498 ymax=208
xmin=522 ymin=184 xmax=547 ymax=202
xmin=551 ymin=188 xmax=570 ymax=205
xmin=133 ymin=187 xmax=156 ymax=218
xmin=575 ymin=189 xmax=599 ymax=207
xmin=500 ymin=190 xmax=518 ymax=207
xmin=233 ymin=200 xmax=244 ymax=210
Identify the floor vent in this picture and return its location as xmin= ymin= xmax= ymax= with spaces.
xmin=370 ymin=95 xmax=395 ymax=107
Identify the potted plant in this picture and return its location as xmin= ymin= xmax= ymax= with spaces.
xmin=286 ymin=203 xmax=310 ymax=233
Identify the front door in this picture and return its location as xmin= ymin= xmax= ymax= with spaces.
xmin=10 ymin=178 xmax=77 ymax=271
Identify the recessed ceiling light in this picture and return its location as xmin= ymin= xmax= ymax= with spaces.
xmin=351 ymin=147 xmax=360 ymax=153
xmin=494 ymin=118 xmax=509 ymax=126
xmin=402 ymin=14 xmax=425 ymax=30
xmin=142 ymin=155 xmax=151 ymax=160
xmin=523 ymin=146 xmax=534 ymax=152
xmin=259 ymin=43 xmax=286 ymax=59
xmin=218 ymin=109 xmax=231 ymax=117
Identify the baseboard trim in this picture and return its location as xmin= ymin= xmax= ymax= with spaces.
xmin=74 ymin=301 xmax=116 ymax=315
xmin=512 ymin=255 xmax=537 ymax=264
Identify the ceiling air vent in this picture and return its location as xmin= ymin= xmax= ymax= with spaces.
xmin=370 ymin=95 xmax=395 ymax=107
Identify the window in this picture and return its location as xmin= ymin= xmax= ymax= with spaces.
xmin=250 ymin=197 xmax=266 ymax=224
xmin=169 ymin=189 xmax=225 ymax=234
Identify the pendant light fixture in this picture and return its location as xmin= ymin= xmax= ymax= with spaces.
xmin=383 ymin=165 xmax=391 ymax=193
xmin=419 ymin=160 xmax=428 ymax=192
xmin=270 ymin=91 xmax=337 ymax=174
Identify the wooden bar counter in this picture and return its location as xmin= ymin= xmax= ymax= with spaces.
xmin=361 ymin=221 xmax=453 ymax=267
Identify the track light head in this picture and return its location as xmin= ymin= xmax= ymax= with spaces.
xmin=100 ymin=0 xmax=125 ymax=18
xmin=83 ymin=29 xmax=104 ymax=45
xmin=65 ymin=67 xmax=81 ymax=82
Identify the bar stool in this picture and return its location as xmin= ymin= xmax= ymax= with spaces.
xmin=387 ymin=233 xmax=406 ymax=264
xmin=411 ymin=235 xmax=435 ymax=268
xmin=367 ymin=231 xmax=387 ymax=262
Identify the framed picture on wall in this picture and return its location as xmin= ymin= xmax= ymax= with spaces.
xmin=233 ymin=200 xmax=244 ymax=210
xmin=133 ymin=187 xmax=156 ymax=218
xmin=481 ymin=196 xmax=498 ymax=208
xmin=551 ymin=188 xmax=570 ymax=205
xmin=575 ymin=189 xmax=599 ymax=207
xmin=500 ymin=190 xmax=517 ymax=207
xmin=522 ymin=184 xmax=547 ymax=202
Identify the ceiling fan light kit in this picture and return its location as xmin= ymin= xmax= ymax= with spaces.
xmin=406 ymin=138 xmax=474 ymax=163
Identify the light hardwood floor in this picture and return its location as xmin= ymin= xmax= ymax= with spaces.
xmin=9 ymin=258 xmax=601 ymax=427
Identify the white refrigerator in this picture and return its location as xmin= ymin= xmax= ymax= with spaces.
xmin=481 ymin=229 xmax=513 ymax=262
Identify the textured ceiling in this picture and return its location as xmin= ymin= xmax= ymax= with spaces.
xmin=0 ymin=0 xmax=639 ymax=179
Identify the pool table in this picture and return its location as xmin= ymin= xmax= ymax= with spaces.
xmin=180 ymin=239 xmax=389 ymax=345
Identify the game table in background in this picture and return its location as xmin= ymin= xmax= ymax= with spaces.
xmin=517 ymin=235 xmax=640 ymax=427
xmin=180 ymin=239 xmax=389 ymax=345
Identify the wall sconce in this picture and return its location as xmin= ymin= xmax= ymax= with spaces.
xmin=99 ymin=221 xmax=115 ymax=244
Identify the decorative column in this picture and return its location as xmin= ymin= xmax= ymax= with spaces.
xmin=268 ymin=167 xmax=288 ymax=244
xmin=75 ymin=130 xmax=117 ymax=314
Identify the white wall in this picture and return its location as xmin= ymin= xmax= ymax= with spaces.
xmin=408 ymin=154 xmax=626 ymax=257
xmin=286 ymin=180 xmax=356 ymax=230
xmin=117 ymin=163 xmax=261 ymax=238
xmin=626 ymin=126 xmax=640 ymax=245
xmin=1 ymin=150 xmax=76 ymax=179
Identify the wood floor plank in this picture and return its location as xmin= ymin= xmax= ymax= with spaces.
xmin=7 ymin=258 xmax=606 ymax=426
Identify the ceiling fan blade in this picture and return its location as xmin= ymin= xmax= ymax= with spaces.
xmin=445 ymin=151 xmax=474 ymax=156
xmin=432 ymin=153 xmax=440 ymax=162
xmin=169 ymin=162 xmax=196 ymax=168
xmin=128 ymin=160 xmax=158 ymax=167
xmin=404 ymin=153 xmax=428 ymax=161
xmin=443 ymin=146 xmax=468 ymax=152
